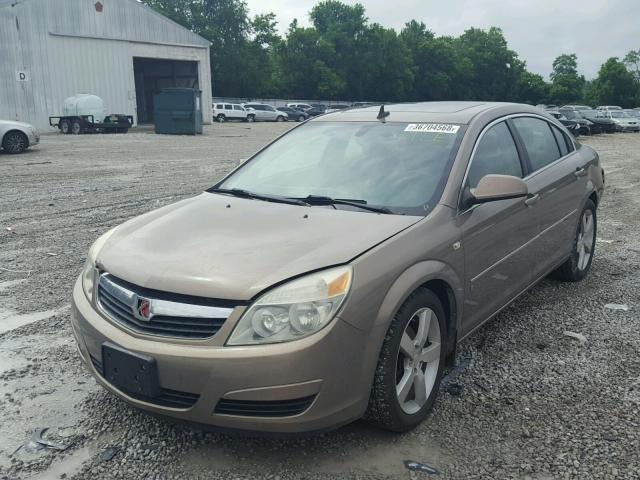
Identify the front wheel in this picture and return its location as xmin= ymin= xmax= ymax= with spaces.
xmin=2 ymin=131 xmax=28 ymax=154
xmin=550 ymin=199 xmax=596 ymax=282
xmin=297 ymin=115 xmax=305 ymax=122
xmin=365 ymin=288 xmax=446 ymax=432
xmin=276 ymin=116 xmax=285 ymax=122
xmin=246 ymin=114 xmax=255 ymax=123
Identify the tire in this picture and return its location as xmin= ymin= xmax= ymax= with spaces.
xmin=297 ymin=115 xmax=305 ymax=122
xmin=60 ymin=119 xmax=71 ymax=134
xmin=276 ymin=116 xmax=285 ymax=122
xmin=365 ymin=288 xmax=447 ymax=432
xmin=246 ymin=114 xmax=255 ymax=123
xmin=550 ymin=199 xmax=596 ymax=282
xmin=217 ymin=114 xmax=226 ymax=123
xmin=71 ymin=120 xmax=84 ymax=135
xmin=2 ymin=131 xmax=28 ymax=154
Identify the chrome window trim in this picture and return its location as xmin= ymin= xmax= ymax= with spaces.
xmin=457 ymin=112 xmax=577 ymax=214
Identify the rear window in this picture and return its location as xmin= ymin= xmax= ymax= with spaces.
xmin=512 ymin=117 xmax=561 ymax=171
xmin=215 ymin=104 xmax=223 ymax=109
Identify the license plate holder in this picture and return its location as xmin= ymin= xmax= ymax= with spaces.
xmin=102 ymin=343 xmax=160 ymax=398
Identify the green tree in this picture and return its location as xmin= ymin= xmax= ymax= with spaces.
xmin=623 ymin=49 xmax=640 ymax=82
xmin=549 ymin=54 xmax=585 ymax=105
xmin=587 ymin=57 xmax=639 ymax=107
xmin=454 ymin=27 xmax=525 ymax=101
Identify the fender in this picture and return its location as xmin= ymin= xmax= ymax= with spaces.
xmin=374 ymin=260 xmax=464 ymax=352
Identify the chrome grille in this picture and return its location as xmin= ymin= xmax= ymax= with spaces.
xmin=97 ymin=273 xmax=234 ymax=339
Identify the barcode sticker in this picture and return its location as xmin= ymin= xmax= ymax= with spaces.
xmin=405 ymin=123 xmax=460 ymax=134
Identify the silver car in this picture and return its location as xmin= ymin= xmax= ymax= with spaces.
xmin=0 ymin=119 xmax=40 ymax=154
xmin=243 ymin=103 xmax=289 ymax=122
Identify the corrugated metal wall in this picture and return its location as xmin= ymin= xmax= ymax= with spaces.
xmin=0 ymin=0 xmax=212 ymax=130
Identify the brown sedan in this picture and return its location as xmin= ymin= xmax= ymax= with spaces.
xmin=71 ymin=102 xmax=604 ymax=433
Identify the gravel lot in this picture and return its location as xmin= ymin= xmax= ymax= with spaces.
xmin=0 ymin=124 xmax=638 ymax=480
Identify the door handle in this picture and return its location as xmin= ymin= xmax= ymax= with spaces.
xmin=574 ymin=167 xmax=587 ymax=178
xmin=524 ymin=193 xmax=540 ymax=207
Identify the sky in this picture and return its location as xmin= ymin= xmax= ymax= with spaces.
xmin=244 ymin=0 xmax=640 ymax=80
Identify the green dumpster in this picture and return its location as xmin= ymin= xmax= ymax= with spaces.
xmin=153 ymin=88 xmax=203 ymax=135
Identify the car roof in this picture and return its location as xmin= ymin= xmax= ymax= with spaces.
xmin=310 ymin=101 xmax=544 ymax=124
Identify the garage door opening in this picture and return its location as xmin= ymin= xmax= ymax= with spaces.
xmin=133 ymin=58 xmax=199 ymax=124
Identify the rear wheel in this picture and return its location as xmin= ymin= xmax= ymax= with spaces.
xmin=297 ymin=115 xmax=305 ymax=122
xmin=365 ymin=288 xmax=446 ymax=432
xmin=551 ymin=199 xmax=596 ymax=282
xmin=60 ymin=119 xmax=71 ymax=134
xmin=71 ymin=120 xmax=84 ymax=135
xmin=2 ymin=131 xmax=28 ymax=154
xmin=246 ymin=114 xmax=255 ymax=123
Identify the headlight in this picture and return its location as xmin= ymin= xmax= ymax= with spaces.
xmin=81 ymin=227 xmax=118 ymax=300
xmin=227 ymin=266 xmax=352 ymax=346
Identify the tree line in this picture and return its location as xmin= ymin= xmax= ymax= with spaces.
xmin=146 ymin=0 xmax=640 ymax=107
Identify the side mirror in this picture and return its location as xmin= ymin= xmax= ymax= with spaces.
xmin=468 ymin=174 xmax=528 ymax=206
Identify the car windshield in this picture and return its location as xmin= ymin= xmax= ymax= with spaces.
xmin=561 ymin=111 xmax=579 ymax=119
xmin=216 ymin=122 xmax=464 ymax=215
xmin=610 ymin=111 xmax=629 ymax=118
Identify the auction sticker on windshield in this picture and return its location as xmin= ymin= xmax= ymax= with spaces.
xmin=405 ymin=123 xmax=460 ymax=134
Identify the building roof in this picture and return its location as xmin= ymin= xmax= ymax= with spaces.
xmin=0 ymin=0 xmax=211 ymax=47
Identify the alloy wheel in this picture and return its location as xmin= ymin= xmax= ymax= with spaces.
xmin=577 ymin=209 xmax=595 ymax=271
xmin=395 ymin=307 xmax=441 ymax=415
xmin=4 ymin=132 xmax=26 ymax=153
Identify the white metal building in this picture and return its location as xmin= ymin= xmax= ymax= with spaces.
xmin=0 ymin=0 xmax=212 ymax=130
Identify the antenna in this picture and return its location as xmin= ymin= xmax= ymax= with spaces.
xmin=377 ymin=104 xmax=390 ymax=122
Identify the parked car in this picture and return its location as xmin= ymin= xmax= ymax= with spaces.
xmin=561 ymin=105 xmax=592 ymax=111
xmin=571 ymin=108 xmax=617 ymax=133
xmin=72 ymin=102 xmax=604 ymax=434
xmin=623 ymin=109 xmax=640 ymax=120
xmin=305 ymin=105 xmax=327 ymax=117
xmin=0 ymin=119 xmax=39 ymax=154
xmin=545 ymin=110 xmax=581 ymax=136
xmin=287 ymin=103 xmax=313 ymax=111
xmin=556 ymin=109 xmax=594 ymax=135
xmin=325 ymin=104 xmax=351 ymax=113
xmin=213 ymin=103 xmax=255 ymax=123
xmin=277 ymin=107 xmax=309 ymax=122
xmin=597 ymin=110 xmax=640 ymax=132
xmin=352 ymin=102 xmax=379 ymax=108
xmin=596 ymin=105 xmax=622 ymax=111
xmin=243 ymin=103 xmax=289 ymax=122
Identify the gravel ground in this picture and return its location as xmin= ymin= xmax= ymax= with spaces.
xmin=0 ymin=125 xmax=638 ymax=480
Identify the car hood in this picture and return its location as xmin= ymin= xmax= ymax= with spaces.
xmin=97 ymin=193 xmax=421 ymax=301
xmin=0 ymin=120 xmax=33 ymax=129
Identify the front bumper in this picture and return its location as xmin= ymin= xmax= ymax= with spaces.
xmin=71 ymin=277 xmax=371 ymax=433
xmin=28 ymin=131 xmax=40 ymax=145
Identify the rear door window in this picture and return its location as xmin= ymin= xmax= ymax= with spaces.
xmin=467 ymin=121 xmax=523 ymax=188
xmin=550 ymin=124 xmax=570 ymax=156
xmin=215 ymin=104 xmax=223 ymax=109
xmin=512 ymin=117 xmax=561 ymax=172
xmin=233 ymin=105 xmax=243 ymax=111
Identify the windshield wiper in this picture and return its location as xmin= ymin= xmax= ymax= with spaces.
xmin=209 ymin=188 xmax=310 ymax=207
xmin=300 ymin=195 xmax=392 ymax=214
